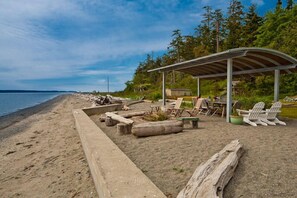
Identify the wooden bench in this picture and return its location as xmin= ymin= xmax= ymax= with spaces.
xmin=176 ymin=117 xmax=199 ymax=129
xmin=105 ymin=112 xmax=134 ymax=135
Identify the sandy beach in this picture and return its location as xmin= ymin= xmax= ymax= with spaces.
xmin=0 ymin=95 xmax=97 ymax=197
xmin=1 ymin=95 xmax=296 ymax=198
xmin=90 ymin=102 xmax=297 ymax=198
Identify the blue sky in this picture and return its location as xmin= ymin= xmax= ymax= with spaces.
xmin=0 ymin=0 xmax=285 ymax=92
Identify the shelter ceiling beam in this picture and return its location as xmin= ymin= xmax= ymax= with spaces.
xmin=248 ymin=53 xmax=280 ymax=66
xmin=196 ymin=64 xmax=297 ymax=79
xmin=239 ymin=57 xmax=267 ymax=68
xmin=148 ymin=51 xmax=247 ymax=72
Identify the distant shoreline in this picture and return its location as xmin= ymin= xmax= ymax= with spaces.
xmin=0 ymin=90 xmax=74 ymax=93
xmin=0 ymin=94 xmax=70 ymax=140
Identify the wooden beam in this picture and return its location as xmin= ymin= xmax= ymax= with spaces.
xmin=196 ymin=64 xmax=297 ymax=79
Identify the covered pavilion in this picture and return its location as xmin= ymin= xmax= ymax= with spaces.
xmin=148 ymin=47 xmax=297 ymax=122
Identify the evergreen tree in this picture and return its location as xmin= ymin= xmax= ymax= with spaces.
xmin=198 ymin=6 xmax=213 ymax=50
xmin=225 ymin=0 xmax=244 ymax=49
xmin=181 ymin=35 xmax=197 ymax=60
xmin=276 ymin=0 xmax=283 ymax=10
xmin=211 ymin=9 xmax=225 ymax=52
xmin=169 ymin=29 xmax=183 ymax=63
xmin=286 ymin=0 xmax=293 ymax=9
xmin=242 ymin=4 xmax=262 ymax=46
xmin=255 ymin=5 xmax=286 ymax=49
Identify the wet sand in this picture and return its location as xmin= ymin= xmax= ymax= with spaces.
xmin=0 ymin=95 xmax=97 ymax=197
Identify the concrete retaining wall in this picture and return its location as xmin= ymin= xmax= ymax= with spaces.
xmin=73 ymin=108 xmax=166 ymax=198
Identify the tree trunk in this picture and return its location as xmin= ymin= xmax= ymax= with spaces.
xmin=177 ymin=140 xmax=243 ymax=198
xmin=121 ymin=111 xmax=146 ymax=118
xmin=105 ymin=116 xmax=118 ymax=126
xmin=105 ymin=112 xmax=134 ymax=125
xmin=117 ymin=123 xmax=132 ymax=135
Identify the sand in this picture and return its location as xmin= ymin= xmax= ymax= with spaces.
xmin=90 ymin=102 xmax=297 ymax=198
xmin=0 ymin=95 xmax=97 ymax=197
xmin=1 ymin=96 xmax=296 ymax=198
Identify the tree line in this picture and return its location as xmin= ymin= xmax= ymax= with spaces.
xmin=121 ymin=0 xmax=297 ymax=100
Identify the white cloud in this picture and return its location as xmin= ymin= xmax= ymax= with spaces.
xmin=0 ymin=0 xmax=230 ymax=91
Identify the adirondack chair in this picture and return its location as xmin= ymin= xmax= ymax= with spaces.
xmin=186 ymin=98 xmax=209 ymax=116
xmin=236 ymin=102 xmax=267 ymax=126
xmin=260 ymin=102 xmax=286 ymax=125
xmin=167 ymin=97 xmax=184 ymax=117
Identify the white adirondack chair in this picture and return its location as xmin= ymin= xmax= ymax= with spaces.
xmin=260 ymin=102 xmax=286 ymax=125
xmin=237 ymin=102 xmax=267 ymax=126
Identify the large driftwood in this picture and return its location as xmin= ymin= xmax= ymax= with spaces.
xmin=132 ymin=120 xmax=183 ymax=137
xmin=177 ymin=140 xmax=243 ymax=198
xmin=105 ymin=112 xmax=134 ymax=125
xmin=117 ymin=123 xmax=132 ymax=135
xmin=105 ymin=116 xmax=118 ymax=126
xmin=126 ymin=98 xmax=144 ymax=106
xmin=121 ymin=111 xmax=146 ymax=118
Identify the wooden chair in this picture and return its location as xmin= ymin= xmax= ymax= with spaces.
xmin=186 ymin=98 xmax=208 ymax=117
xmin=260 ymin=102 xmax=286 ymax=125
xmin=167 ymin=97 xmax=184 ymax=117
xmin=237 ymin=102 xmax=267 ymax=126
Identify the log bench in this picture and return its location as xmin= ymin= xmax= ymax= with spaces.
xmin=105 ymin=112 xmax=134 ymax=135
xmin=132 ymin=120 xmax=183 ymax=137
xmin=176 ymin=117 xmax=199 ymax=129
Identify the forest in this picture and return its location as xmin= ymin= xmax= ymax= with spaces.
xmin=116 ymin=0 xmax=297 ymax=103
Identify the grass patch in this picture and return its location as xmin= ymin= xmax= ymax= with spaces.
xmin=172 ymin=167 xmax=184 ymax=173
xmin=280 ymin=106 xmax=297 ymax=118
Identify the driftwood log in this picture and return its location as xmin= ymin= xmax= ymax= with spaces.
xmin=117 ymin=123 xmax=133 ymax=135
xmin=132 ymin=120 xmax=183 ymax=137
xmin=121 ymin=111 xmax=146 ymax=118
xmin=105 ymin=112 xmax=134 ymax=125
xmin=100 ymin=111 xmax=145 ymax=122
xmin=105 ymin=112 xmax=134 ymax=134
xmin=177 ymin=140 xmax=243 ymax=198
xmin=105 ymin=116 xmax=118 ymax=126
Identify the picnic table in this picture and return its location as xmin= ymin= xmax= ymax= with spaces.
xmin=177 ymin=117 xmax=199 ymax=129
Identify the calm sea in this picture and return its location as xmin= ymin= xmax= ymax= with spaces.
xmin=0 ymin=92 xmax=67 ymax=116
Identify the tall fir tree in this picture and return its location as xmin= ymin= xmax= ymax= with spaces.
xmin=211 ymin=9 xmax=225 ymax=52
xmin=277 ymin=0 xmax=283 ymax=9
xmin=199 ymin=6 xmax=213 ymax=50
xmin=169 ymin=29 xmax=183 ymax=63
xmin=286 ymin=0 xmax=293 ymax=9
xmin=225 ymin=0 xmax=244 ymax=49
xmin=242 ymin=4 xmax=263 ymax=46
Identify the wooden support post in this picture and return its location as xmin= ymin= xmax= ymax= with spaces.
xmin=191 ymin=120 xmax=198 ymax=129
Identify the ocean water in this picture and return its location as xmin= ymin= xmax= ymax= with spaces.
xmin=0 ymin=92 xmax=66 ymax=116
